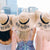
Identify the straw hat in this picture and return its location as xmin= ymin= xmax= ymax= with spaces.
xmin=0 ymin=14 xmax=14 ymax=31
xmin=12 ymin=12 xmax=36 ymax=31
xmin=35 ymin=11 xmax=50 ymax=30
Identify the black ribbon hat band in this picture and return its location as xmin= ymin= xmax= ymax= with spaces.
xmin=19 ymin=19 xmax=30 ymax=25
xmin=40 ymin=15 xmax=49 ymax=24
xmin=2 ymin=16 xmax=9 ymax=25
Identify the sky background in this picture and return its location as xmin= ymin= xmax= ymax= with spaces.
xmin=17 ymin=0 xmax=50 ymax=13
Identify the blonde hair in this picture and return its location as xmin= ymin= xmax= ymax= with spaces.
xmin=17 ymin=30 xmax=30 ymax=41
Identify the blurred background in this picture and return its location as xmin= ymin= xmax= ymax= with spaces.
xmin=0 ymin=0 xmax=50 ymax=15
xmin=0 ymin=0 xmax=38 ymax=15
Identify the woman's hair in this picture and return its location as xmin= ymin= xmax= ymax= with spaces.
xmin=17 ymin=31 xmax=30 ymax=41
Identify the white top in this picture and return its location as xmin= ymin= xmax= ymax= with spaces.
xmin=0 ymin=43 xmax=11 ymax=50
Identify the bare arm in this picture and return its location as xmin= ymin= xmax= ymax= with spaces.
xmin=35 ymin=31 xmax=41 ymax=50
xmin=31 ymin=27 xmax=36 ymax=40
xmin=11 ymin=31 xmax=17 ymax=50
